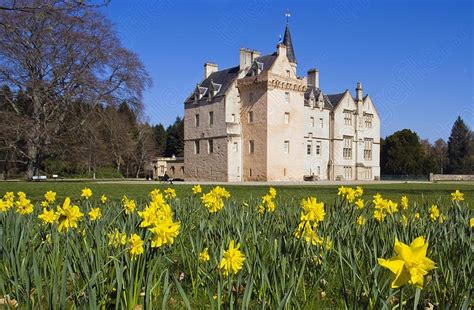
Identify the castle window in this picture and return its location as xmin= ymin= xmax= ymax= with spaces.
xmin=364 ymin=167 xmax=372 ymax=179
xmin=315 ymin=141 xmax=321 ymax=155
xmin=284 ymin=140 xmax=290 ymax=154
xmin=343 ymin=136 xmax=352 ymax=159
xmin=284 ymin=112 xmax=290 ymax=124
xmin=319 ymin=118 xmax=324 ymax=128
xmin=364 ymin=138 xmax=373 ymax=160
xmin=231 ymin=113 xmax=236 ymax=123
xmin=208 ymin=139 xmax=214 ymax=154
xmin=286 ymin=70 xmax=290 ymax=77
xmin=209 ymin=111 xmax=214 ymax=126
xmin=317 ymin=166 xmax=321 ymax=175
xmin=344 ymin=166 xmax=352 ymax=179
xmin=249 ymin=140 xmax=254 ymax=154
xmin=365 ymin=114 xmax=373 ymax=128
xmin=310 ymin=117 xmax=314 ymax=127
xmin=307 ymin=140 xmax=312 ymax=155
xmin=344 ymin=110 xmax=352 ymax=125
xmin=285 ymin=92 xmax=290 ymax=103
xmin=233 ymin=142 xmax=238 ymax=153
xmin=249 ymin=92 xmax=254 ymax=103
xmin=248 ymin=111 xmax=254 ymax=123
xmin=194 ymin=140 xmax=200 ymax=154
xmin=195 ymin=114 xmax=200 ymax=127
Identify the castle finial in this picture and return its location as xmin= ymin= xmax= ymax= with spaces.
xmin=285 ymin=9 xmax=291 ymax=25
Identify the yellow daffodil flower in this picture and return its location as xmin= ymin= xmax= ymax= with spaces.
xmin=219 ymin=240 xmax=245 ymax=276
xmin=378 ymin=236 xmax=436 ymax=288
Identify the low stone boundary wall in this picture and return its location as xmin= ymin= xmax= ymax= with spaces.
xmin=429 ymin=173 xmax=474 ymax=181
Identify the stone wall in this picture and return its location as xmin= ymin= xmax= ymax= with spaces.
xmin=429 ymin=174 xmax=474 ymax=181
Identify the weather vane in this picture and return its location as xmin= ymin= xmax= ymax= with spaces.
xmin=285 ymin=9 xmax=291 ymax=24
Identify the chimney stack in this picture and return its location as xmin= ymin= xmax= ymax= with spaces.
xmin=240 ymin=48 xmax=260 ymax=71
xmin=307 ymin=69 xmax=319 ymax=88
xmin=356 ymin=81 xmax=363 ymax=102
xmin=204 ymin=62 xmax=218 ymax=78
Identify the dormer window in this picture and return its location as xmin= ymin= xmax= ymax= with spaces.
xmin=194 ymin=85 xmax=207 ymax=103
xmin=250 ymin=61 xmax=264 ymax=76
xmin=207 ymin=80 xmax=222 ymax=102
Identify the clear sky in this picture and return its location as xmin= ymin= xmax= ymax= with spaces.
xmin=102 ymin=0 xmax=473 ymax=141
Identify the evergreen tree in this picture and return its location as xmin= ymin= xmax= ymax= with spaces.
xmin=446 ymin=116 xmax=473 ymax=174
xmin=153 ymin=124 xmax=167 ymax=156
xmin=164 ymin=117 xmax=184 ymax=157
xmin=380 ymin=129 xmax=430 ymax=175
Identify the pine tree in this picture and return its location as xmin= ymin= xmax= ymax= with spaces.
xmin=153 ymin=124 xmax=167 ymax=156
xmin=446 ymin=116 xmax=473 ymax=174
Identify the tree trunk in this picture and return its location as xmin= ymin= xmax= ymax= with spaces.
xmin=26 ymin=141 xmax=38 ymax=179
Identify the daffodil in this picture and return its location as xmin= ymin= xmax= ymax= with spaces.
xmin=15 ymin=195 xmax=34 ymax=215
xmin=149 ymin=218 xmax=180 ymax=248
xmin=269 ymin=187 xmax=277 ymax=198
xmin=378 ymin=236 xmax=436 ymax=288
xmin=356 ymin=215 xmax=366 ymax=226
xmin=122 ymin=196 xmax=136 ymax=215
xmin=38 ymin=208 xmax=58 ymax=224
xmin=164 ymin=188 xmax=176 ymax=200
xmin=219 ymin=240 xmax=245 ymax=276
xmin=129 ymin=234 xmax=144 ymax=257
xmin=451 ymin=190 xmax=464 ymax=202
xmin=300 ymin=197 xmax=325 ymax=224
xmin=100 ymin=194 xmax=108 ymax=204
xmin=400 ymin=196 xmax=409 ymax=210
xmin=201 ymin=186 xmax=230 ymax=213
xmin=107 ymin=229 xmax=127 ymax=247
xmin=88 ymin=207 xmax=102 ymax=221
xmin=0 ymin=200 xmax=9 ymax=212
xmin=373 ymin=209 xmax=386 ymax=222
xmin=44 ymin=191 xmax=56 ymax=203
xmin=192 ymin=184 xmax=202 ymax=194
xmin=355 ymin=199 xmax=364 ymax=209
xmin=294 ymin=221 xmax=323 ymax=246
xmin=470 ymin=218 xmax=474 ymax=228
xmin=56 ymin=197 xmax=84 ymax=232
xmin=81 ymin=187 xmax=93 ymax=199
xmin=199 ymin=247 xmax=210 ymax=263
xmin=429 ymin=205 xmax=440 ymax=222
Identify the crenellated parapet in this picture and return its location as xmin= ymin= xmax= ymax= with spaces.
xmin=237 ymin=71 xmax=306 ymax=92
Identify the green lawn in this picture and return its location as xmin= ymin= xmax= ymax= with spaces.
xmin=1 ymin=181 xmax=473 ymax=207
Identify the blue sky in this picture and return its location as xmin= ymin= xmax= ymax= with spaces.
xmin=103 ymin=0 xmax=473 ymax=141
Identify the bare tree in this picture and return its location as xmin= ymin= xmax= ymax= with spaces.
xmin=0 ymin=0 xmax=109 ymax=13
xmin=101 ymin=106 xmax=135 ymax=174
xmin=133 ymin=123 xmax=156 ymax=178
xmin=0 ymin=4 xmax=151 ymax=178
xmin=432 ymin=138 xmax=448 ymax=174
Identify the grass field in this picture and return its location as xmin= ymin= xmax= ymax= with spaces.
xmin=0 ymin=181 xmax=472 ymax=308
xmin=1 ymin=180 xmax=473 ymax=206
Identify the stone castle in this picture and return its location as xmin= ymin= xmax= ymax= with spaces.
xmin=182 ymin=23 xmax=380 ymax=182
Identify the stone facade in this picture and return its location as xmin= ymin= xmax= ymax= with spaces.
xmin=150 ymin=156 xmax=185 ymax=180
xmin=183 ymin=24 xmax=380 ymax=182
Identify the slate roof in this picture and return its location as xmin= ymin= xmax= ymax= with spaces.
xmin=326 ymin=91 xmax=347 ymax=108
xmin=245 ymin=52 xmax=278 ymax=77
xmin=184 ymin=66 xmax=240 ymax=104
xmin=282 ymin=25 xmax=297 ymax=63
